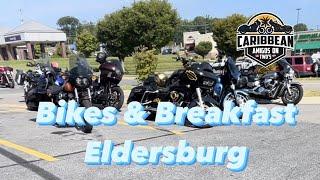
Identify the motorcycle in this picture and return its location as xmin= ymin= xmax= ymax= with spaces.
xmin=58 ymin=55 xmax=93 ymax=133
xmin=91 ymin=52 xmax=124 ymax=110
xmin=210 ymin=57 xmax=249 ymax=107
xmin=240 ymin=59 xmax=303 ymax=105
xmin=24 ymin=58 xmax=63 ymax=110
xmin=127 ymin=56 xmax=248 ymax=124
xmin=0 ymin=66 xmax=15 ymax=88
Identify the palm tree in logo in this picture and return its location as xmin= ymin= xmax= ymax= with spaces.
xmin=257 ymin=16 xmax=273 ymax=34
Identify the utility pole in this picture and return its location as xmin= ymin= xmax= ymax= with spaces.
xmin=205 ymin=15 xmax=209 ymax=33
xmin=19 ymin=9 xmax=24 ymax=24
xmin=296 ymin=8 xmax=301 ymax=24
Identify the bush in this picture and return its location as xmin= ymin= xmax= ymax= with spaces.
xmin=132 ymin=47 xmax=158 ymax=81
xmin=195 ymin=41 xmax=212 ymax=59
xmin=76 ymin=30 xmax=98 ymax=57
xmin=34 ymin=43 xmax=41 ymax=59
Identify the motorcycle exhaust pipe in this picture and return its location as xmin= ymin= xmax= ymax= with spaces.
xmin=196 ymin=88 xmax=204 ymax=109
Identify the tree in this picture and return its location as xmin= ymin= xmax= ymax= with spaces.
xmin=294 ymin=23 xmax=308 ymax=32
xmin=133 ymin=46 xmax=158 ymax=81
xmin=97 ymin=0 xmax=179 ymax=61
xmin=76 ymin=30 xmax=98 ymax=57
xmin=78 ymin=21 xmax=97 ymax=36
xmin=212 ymin=14 xmax=247 ymax=58
xmin=195 ymin=41 xmax=212 ymax=59
xmin=57 ymin=16 xmax=81 ymax=43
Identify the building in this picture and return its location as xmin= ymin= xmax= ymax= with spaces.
xmin=183 ymin=31 xmax=218 ymax=59
xmin=294 ymin=30 xmax=320 ymax=55
xmin=0 ymin=21 xmax=67 ymax=60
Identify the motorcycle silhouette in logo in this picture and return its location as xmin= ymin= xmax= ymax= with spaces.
xmin=238 ymin=20 xmax=261 ymax=34
xmin=238 ymin=16 xmax=293 ymax=35
xmin=268 ymin=19 xmax=293 ymax=34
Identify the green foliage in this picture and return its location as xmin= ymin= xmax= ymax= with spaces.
xmin=76 ymin=30 xmax=98 ymax=57
xmin=97 ymin=0 xmax=179 ymax=61
xmin=195 ymin=41 xmax=212 ymax=59
xmin=54 ymin=43 xmax=65 ymax=58
xmin=34 ymin=43 xmax=41 ymax=59
xmin=57 ymin=16 xmax=81 ymax=43
xmin=133 ymin=47 xmax=158 ymax=81
xmin=78 ymin=21 xmax=97 ymax=35
xmin=212 ymin=14 xmax=247 ymax=58
xmin=294 ymin=23 xmax=308 ymax=32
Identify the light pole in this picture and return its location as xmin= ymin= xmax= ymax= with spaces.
xmin=296 ymin=8 xmax=301 ymax=24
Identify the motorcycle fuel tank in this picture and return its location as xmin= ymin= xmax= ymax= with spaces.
xmin=262 ymin=72 xmax=278 ymax=80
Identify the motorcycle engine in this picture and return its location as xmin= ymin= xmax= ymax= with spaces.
xmin=264 ymin=79 xmax=277 ymax=90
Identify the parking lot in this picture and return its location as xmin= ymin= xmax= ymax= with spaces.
xmin=1 ymin=85 xmax=320 ymax=180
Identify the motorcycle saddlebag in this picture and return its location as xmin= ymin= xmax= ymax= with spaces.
xmin=127 ymin=86 xmax=147 ymax=103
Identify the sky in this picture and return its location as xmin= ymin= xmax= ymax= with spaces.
xmin=0 ymin=0 xmax=318 ymax=30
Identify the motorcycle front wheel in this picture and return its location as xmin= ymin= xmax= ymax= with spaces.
xmin=185 ymin=99 xmax=217 ymax=127
xmin=281 ymin=84 xmax=303 ymax=105
xmin=8 ymin=81 xmax=14 ymax=88
xmin=78 ymin=99 xmax=93 ymax=133
xmin=222 ymin=91 xmax=249 ymax=109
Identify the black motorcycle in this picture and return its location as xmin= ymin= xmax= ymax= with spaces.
xmin=211 ymin=57 xmax=249 ymax=107
xmin=91 ymin=52 xmax=124 ymax=110
xmin=240 ymin=59 xmax=303 ymax=105
xmin=58 ymin=55 xmax=93 ymax=133
xmin=127 ymin=56 xmax=248 ymax=124
xmin=24 ymin=59 xmax=57 ymax=111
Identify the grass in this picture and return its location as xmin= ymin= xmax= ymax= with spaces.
xmin=304 ymin=90 xmax=320 ymax=97
xmin=0 ymin=55 xmax=183 ymax=74
xmin=297 ymin=77 xmax=320 ymax=82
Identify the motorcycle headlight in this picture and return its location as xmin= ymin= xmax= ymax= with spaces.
xmin=115 ymin=69 xmax=122 ymax=76
xmin=203 ymin=80 xmax=214 ymax=86
xmin=82 ymin=78 xmax=89 ymax=86
xmin=76 ymin=77 xmax=90 ymax=87
xmin=76 ymin=77 xmax=81 ymax=85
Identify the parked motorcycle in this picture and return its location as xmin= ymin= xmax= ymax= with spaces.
xmin=0 ymin=66 xmax=15 ymax=88
xmin=212 ymin=57 xmax=249 ymax=107
xmin=91 ymin=52 xmax=124 ymax=110
xmin=58 ymin=55 xmax=93 ymax=133
xmin=127 ymin=56 xmax=248 ymax=124
xmin=24 ymin=58 xmax=62 ymax=110
xmin=240 ymin=59 xmax=303 ymax=105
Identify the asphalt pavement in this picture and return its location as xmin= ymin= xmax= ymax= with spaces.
xmin=0 ymin=85 xmax=320 ymax=180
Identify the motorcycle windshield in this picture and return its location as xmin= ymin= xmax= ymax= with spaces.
xmin=37 ymin=54 xmax=50 ymax=66
xmin=277 ymin=59 xmax=293 ymax=73
xmin=226 ymin=57 xmax=240 ymax=80
xmin=69 ymin=55 xmax=92 ymax=78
